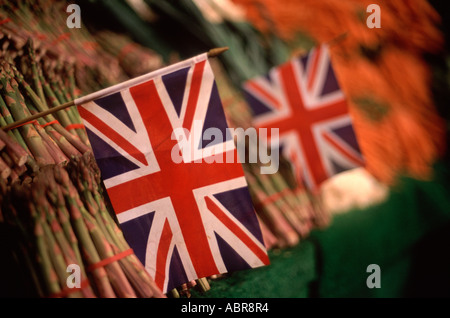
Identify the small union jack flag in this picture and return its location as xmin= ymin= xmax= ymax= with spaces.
xmin=243 ymin=45 xmax=364 ymax=191
xmin=78 ymin=54 xmax=269 ymax=293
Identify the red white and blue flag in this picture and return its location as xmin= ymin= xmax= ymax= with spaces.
xmin=77 ymin=54 xmax=269 ymax=293
xmin=243 ymin=45 xmax=364 ymax=191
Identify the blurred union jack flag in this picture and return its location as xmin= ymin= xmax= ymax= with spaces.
xmin=243 ymin=45 xmax=364 ymax=191
xmin=78 ymin=54 xmax=269 ymax=293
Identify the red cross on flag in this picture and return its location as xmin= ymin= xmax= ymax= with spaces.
xmin=243 ymin=45 xmax=365 ymax=191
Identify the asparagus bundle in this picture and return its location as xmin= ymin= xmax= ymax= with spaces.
xmin=0 ymin=0 xmax=170 ymax=298
xmin=1 ymin=150 xmax=165 ymax=298
xmin=94 ymin=30 xmax=164 ymax=78
xmin=0 ymin=55 xmax=88 ymax=169
xmin=0 ymin=0 xmax=128 ymax=94
xmin=0 ymin=59 xmax=165 ymax=297
xmin=0 ymin=128 xmax=28 ymax=182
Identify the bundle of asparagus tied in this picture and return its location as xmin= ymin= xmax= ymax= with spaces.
xmin=0 ymin=0 xmax=170 ymax=297
xmin=1 ymin=0 xmax=162 ymax=95
xmin=0 ymin=53 xmax=166 ymax=298
xmin=94 ymin=30 xmax=164 ymax=79
xmin=1 ymin=150 xmax=165 ymax=298
xmin=0 ymin=0 xmax=129 ymax=94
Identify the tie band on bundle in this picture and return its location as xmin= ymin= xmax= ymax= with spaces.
xmin=48 ymin=278 xmax=90 ymax=298
xmin=40 ymin=120 xmax=59 ymax=128
xmin=65 ymin=123 xmax=85 ymax=131
xmin=87 ymin=248 xmax=134 ymax=272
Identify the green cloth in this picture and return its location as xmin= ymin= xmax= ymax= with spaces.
xmin=192 ymin=162 xmax=450 ymax=298
xmin=312 ymin=162 xmax=450 ymax=297
xmin=192 ymin=242 xmax=317 ymax=298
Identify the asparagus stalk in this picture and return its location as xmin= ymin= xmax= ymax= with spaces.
xmin=45 ymin=167 xmax=84 ymax=271
xmin=26 ymin=102 xmax=80 ymax=159
xmin=81 ymin=209 xmax=137 ymax=298
xmin=245 ymin=169 xmax=299 ymax=248
xmin=196 ymin=277 xmax=211 ymax=293
xmin=0 ymin=71 xmax=54 ymax=166
xmin=11 ymin=64 xmax=90 ymax=154
xmin=0 ymin=156 xmax=11 ymax=179
xmin=268 ymin=172 xmax=312 ymax=237
xmin=68 ymin=155 xmax=157 ymax=298
xmin=26 ymin=38 xmax=46 ymax=107
xmin=30 ymin=203 xmax=61 ymax=296
xmin=40 ymin=73 xmax=75 ymax=129
xmin=46 ymin=64 xmax=88 ymax=144
xmin=0 ymin=94 xmax=31 ymax=155
xmin=29 ymin=174 xmax=79 ymax=297
xmin=35 ymin=119 xmax=68 ymax=164
xmin=42 ymin=169 xmax=96 ymax=297
xmin=53 ymin=165 xmax=116 ymax=298
xmin=0 ymin=127 xmax=28 ymax=167
xmin=71 ymin=153 xmax=164 ymax=297
xmin=258 ymin=171 xmax=305 ymax=234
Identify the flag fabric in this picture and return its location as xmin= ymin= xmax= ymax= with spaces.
xmin=77 ymin=53 xmax=269 ymax=293
xmin=242 ymin=44 xmax=364 ymax=191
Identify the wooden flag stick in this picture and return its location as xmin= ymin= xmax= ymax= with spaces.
xmin=1 ymin=47 xmax=229 ymax=132
xmin=207 ymin=46 xmax=229 ymax=58
xmin=2 ymin=100 xmax=75 ymax=131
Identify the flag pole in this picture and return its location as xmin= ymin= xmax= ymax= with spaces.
xmin=1 ymin=47 xmax=229 ymax=132
xmin=1 ymin=100 xmax=76 ymax=131
xmin=207 ymin=46 xmax=229 ymax=58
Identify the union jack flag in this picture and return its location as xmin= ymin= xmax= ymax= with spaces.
xmin=78 ymin=54 xmax=269 ymax=293
xmin=243 ymin=45 xmax=364 ymax=191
